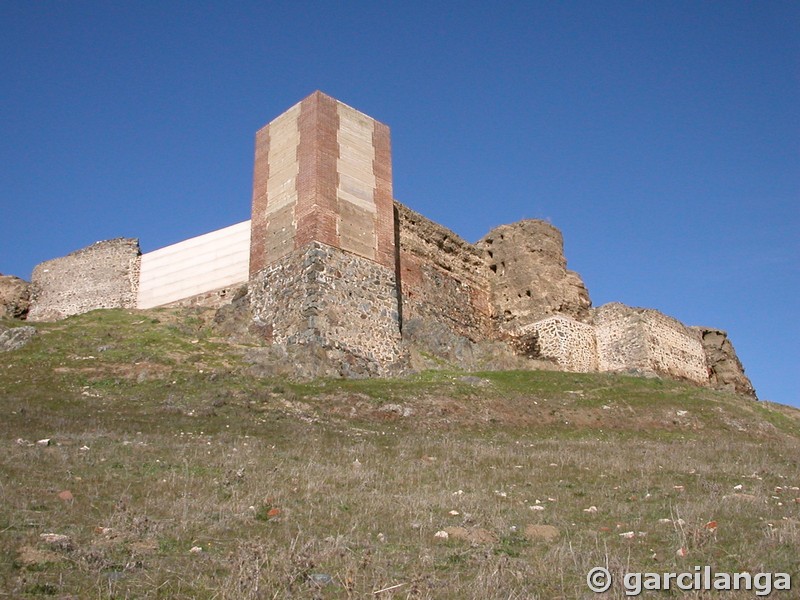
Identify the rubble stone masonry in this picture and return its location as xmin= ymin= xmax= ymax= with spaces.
xmin=594 ymin=303 xmax=708 ymax=383
xmin=522 ymin=316 xmax=598 ymax=372
xmin=28 ymin=238 xmax=141 ymax=322
xmin=249 ymin=242 xmax=403 ymax=373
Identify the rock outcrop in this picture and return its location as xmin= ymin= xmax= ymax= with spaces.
xmin=692 ymin=327 xmax=757 ymax=398
xmin=477 ymin=220 xmax=592 ymax=330
xmin=0 ymin=274 xmax=31 ymax=319
xmin=0 ymin=325 xmax=36 ymax=352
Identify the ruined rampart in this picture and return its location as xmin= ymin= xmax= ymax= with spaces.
xmin=27 ymin=238 xmax=141 ymax=322
xmin=594 ymin=303 xmax=708 ymax=383
xmin=14 ymin=91 xmax=756 ymax=397
xmin=395 ymin=202 xmax=492 ymax=341
xmin=692 ymin=327 xmax=756 ymax=396
xmin=477 ymin=220 xmax=592 ymax=332
xmin=0 ymin=274 xmax=31 ymax=319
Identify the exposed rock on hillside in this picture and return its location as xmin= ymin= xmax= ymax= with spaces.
xmin=0 ymin=325 xmax=36 ymax=352
xmin=0 ymin=274 xmax=31 ymax=319
xmin=692 ymin=327 xmax=757 ymax=398
xmin=401 ymin=317 xmax=558 ymax=372
xmin=212 ymin=285 xmax=254 ymax=343
xmin=477 ymin=220 xmax=592 ymax=329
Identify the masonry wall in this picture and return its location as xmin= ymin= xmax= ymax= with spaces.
xmin=249 ymin=242 xmax=403 ymax=374
xmin=594 ymin=303 xmax=708 ymax=383
xmin=522 ymin=316 xmax=597 ymax=372
xmin=28 ymin=238 xmax=141 ymax=322
xmin=250 ymin=91 xmax=395 ymax=277
xmin=395 ymin=202 xmax=493 ymax=341
xmin=137 ymin=221 xmax=250 ymax=309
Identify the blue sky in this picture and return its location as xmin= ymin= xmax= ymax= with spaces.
xmin=1 ymin=2 xmax=797 ymax=406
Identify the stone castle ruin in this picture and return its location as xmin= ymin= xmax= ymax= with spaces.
xmin=3 ymin=91 xmax=755 ymax=397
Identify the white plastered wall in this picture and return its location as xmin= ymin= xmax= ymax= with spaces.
xmin=137 ymin=221 xmax=251 ymax=309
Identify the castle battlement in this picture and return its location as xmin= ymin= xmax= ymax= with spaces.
xmin=19 ymin=91 xmax=756 ymax=395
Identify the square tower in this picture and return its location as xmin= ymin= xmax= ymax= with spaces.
xmin=248 ymin=92 xmax=403 ymax=374
xmin=249 ymin=91 xmax=395 ymax=275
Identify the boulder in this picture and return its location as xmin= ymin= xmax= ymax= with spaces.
xmin=692 ymin=327 xmax=757 ymax=398
xmin=0 ymin=325 xmax=36 ymax=352
xmin=0 ymin=274 xmax=31 ymax=319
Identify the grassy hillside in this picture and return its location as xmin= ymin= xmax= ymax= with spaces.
xmin=1 ymin=308 xmax=798 ymax=598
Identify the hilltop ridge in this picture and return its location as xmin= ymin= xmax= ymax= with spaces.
xmin=2 ymin=92 xmax=756 ymax=397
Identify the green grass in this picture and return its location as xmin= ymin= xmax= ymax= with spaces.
xmin=1 ymin=308 xmax=798 ymax=598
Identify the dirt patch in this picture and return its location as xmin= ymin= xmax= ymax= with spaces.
xmin=524 ymin=524 xmax=560 ymax=542
xmin=16 ymin=546 xmax=65 ymax=568
xmin=444 ymin=527 xmax=498 ymax=545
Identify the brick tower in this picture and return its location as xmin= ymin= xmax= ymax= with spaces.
xmin=248 ymin=91 xmax=403 ymax=373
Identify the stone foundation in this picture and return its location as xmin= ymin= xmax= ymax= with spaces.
xmin=249 ymin=242 xmax=403 ymax=375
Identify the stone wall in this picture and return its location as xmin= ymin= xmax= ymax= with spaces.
xmin=521 ymin=316 xmax=597 ymax=372
xmin=594 ymin=303 xmax=708 ymax=383
xmin=477 ymin=220 xmax=592 ymax=332
xmin=249 ymin=242 xmax=403 ymax=375
xmin=396 ymin=202 xmax=492 ymax=341
xmin=28 ymin=238 xmax=141 ymax=322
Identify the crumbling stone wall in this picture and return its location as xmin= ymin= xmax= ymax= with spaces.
xmin=521 ymin=316 xmax=598 ymax=372
xmin=477 ymin=220 xmax=591 ymax=332
xmin=28 ymin=239 xmax=141 ymax=322
xmin=691 ymin=327 xmax=756 ymax=397
xmin=396 ymin=202 xmax=492 ymax=341
xmin=594 ymin=303 xmax=708 ymax=383
xmin=249 ymin=242 xmax=403 ymax=375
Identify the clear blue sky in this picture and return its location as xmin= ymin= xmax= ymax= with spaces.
xmin=1 ymin=2 xmax=797 ymax=406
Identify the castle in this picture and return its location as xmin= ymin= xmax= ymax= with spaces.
xmin=14 ymin=91 xmax=755 ymax=396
